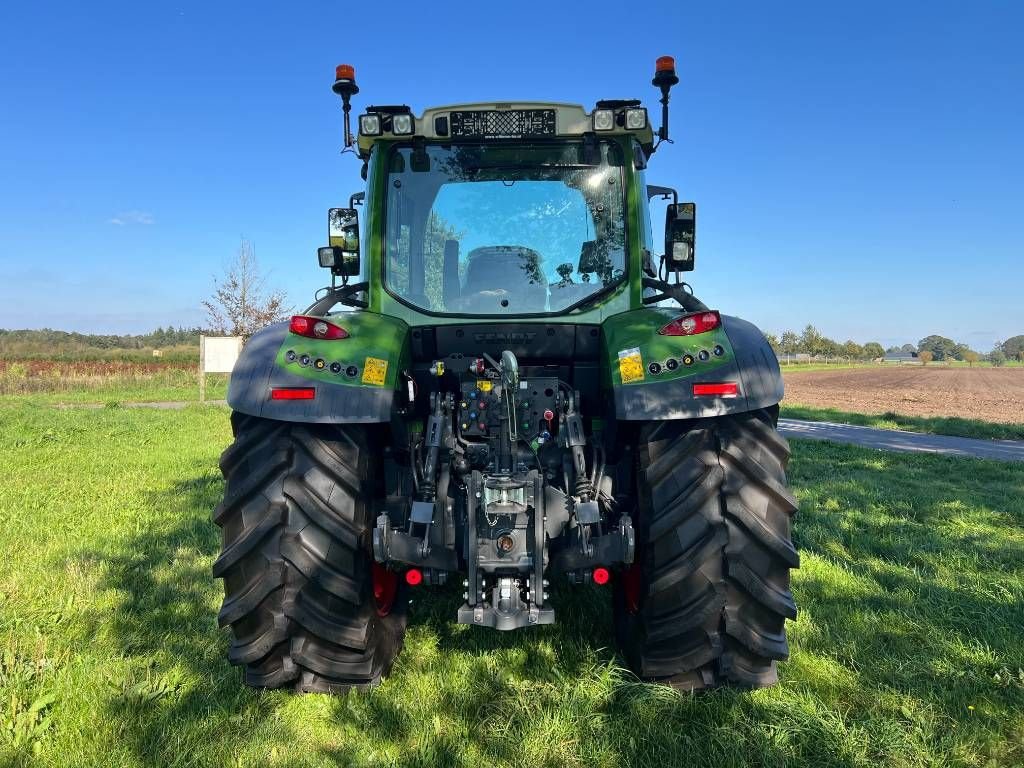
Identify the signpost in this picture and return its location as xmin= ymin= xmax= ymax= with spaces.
xmin=199 ymin=335 xmax=243 ymax=402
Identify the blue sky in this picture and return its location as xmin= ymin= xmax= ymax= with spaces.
xmin=0 ymin=1 xmax=1021 ymax=350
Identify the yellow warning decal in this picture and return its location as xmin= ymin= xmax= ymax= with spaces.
xmin=362 ymin=357 xmax=389 ymax=386
xmin=618 ymin=347 xmax=645 ymax=384
xmin=477 ymin=380 xmax=493 ymax=392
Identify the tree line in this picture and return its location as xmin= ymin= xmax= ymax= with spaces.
xmin=766 ymin=325 xmax=1021 ymax=365
xmin=0 ymin=327 xmax=205 ymax=361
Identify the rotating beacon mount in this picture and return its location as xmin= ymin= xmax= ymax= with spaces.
xmin=332 ymin=64 xmax=360 ymax=148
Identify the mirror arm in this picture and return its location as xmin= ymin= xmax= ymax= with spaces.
xmin=641 ymin=277 xmax=709 ymax=313
xmin=305 ymin=282 xmax=369 ymax=315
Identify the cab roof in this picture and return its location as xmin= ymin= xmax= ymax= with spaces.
xmin=355 ymin=100 xmax=654 ymax=157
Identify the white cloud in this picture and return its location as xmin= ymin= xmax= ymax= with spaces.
xmin=109 ymin=210 xmax=155 ymax=226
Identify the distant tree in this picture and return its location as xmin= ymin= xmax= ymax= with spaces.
xmin=1001 ymin=335 xmax=1024 ymax=361
xmin=918 ymin=334 xmax=957 ymax=362
xmin=918 ymin=350 xmax=934 ymax=365
xmin=764 ymin=332 xmax=781 ymax=355
xmin=952 ymin=343 xmax=971 ymax=362
xmin=800 ymin=324 xmax=824 ymax=356
xmin=780 ymin=330 xmax=800 ymax=356
xmin=203 ymin=238 xmax=291 ymax=340
xmin=863 ymin=342 xmax=885 ymax=360
xmin=989 ymin=349 xmax=1007 ymax=367
xmin=900 ymin=343 xmax=916 ymax=354
xmin=963 ymin=350 xmax=980 ymax=367
xmin=842 ymin=340 xmax=863 ymax=359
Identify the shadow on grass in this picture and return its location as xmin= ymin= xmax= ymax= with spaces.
xmin=77 ymin=440 xmax=1024 ymax=767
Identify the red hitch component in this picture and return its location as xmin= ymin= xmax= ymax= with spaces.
xmin=289 ymin=315 xmax=349 ymax=340
xmin=622 ymin=560 xmax=643 ymax=613
xmin=372 ymin=562 xmax=398 ymax=616
xmin=692 ymin=382 xmax=739 ymax=398
xmin=592 ymin=567 xmax=610 ymax=586
xmin=658 ymin=310 xmax=720 ymax=336
xmin=270 ymin=387 xmax=315 ymax=401
xmin=404 ymin=568 xmax=423 ymax=586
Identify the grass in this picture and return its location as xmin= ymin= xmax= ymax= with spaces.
xmin=779 ymin=362 xmax=875 ymax=373
xmin=781 ymin=403 xmax=1024 ymax=442
xmin=1 ymin=402 xmax=1023 ymax=767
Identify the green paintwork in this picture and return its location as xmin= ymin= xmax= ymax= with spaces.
xmin=314 ymin=135 xmax=733 ymax=401
xmin=601 ymin=308 xmax=734 ymax=387
xmin=274 ymin=312 xmax=410 ymax=389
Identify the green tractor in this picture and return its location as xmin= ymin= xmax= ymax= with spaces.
xmin=213 ymin=57 xmax=798 ymax=694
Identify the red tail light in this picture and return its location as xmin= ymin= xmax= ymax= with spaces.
xmin=692 ymin=382 xmax=738 ymax=398
xmin=271 ymin=387 xmax=316 ymax=401
xmin=289 ymin=315 xmax=349 ymax=340
xmin=658 ymin=310 xmax=720 ymax=336
xmin=592 ymin=567 xmax=610 ymax=585
xmin=404 ymin=568 xmax=423 ymax=586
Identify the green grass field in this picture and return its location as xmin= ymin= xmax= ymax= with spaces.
xmin=2 ymin=402 xmax=1022 ymax=767
xmin=780 ymin=404 xmax=1024 ymax=442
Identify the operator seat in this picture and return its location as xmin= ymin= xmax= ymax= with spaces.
xmin=452 ymin=245 xmax=548 ymax=313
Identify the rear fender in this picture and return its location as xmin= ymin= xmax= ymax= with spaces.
xmin=227 ymin=313 xmax=410 ymax=423
xmin=603 ymin=309 xmax=782 ymax=420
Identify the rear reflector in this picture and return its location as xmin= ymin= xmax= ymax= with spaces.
xmin=404 ymin=568 xmax=423 ymax=586
xmin=270 ymin=387 xmax=316 ymax=400
xmin=592 ymin=567 xmax=610 ymax=585
xmin=692 ymin=382 xmax=738 ymax=397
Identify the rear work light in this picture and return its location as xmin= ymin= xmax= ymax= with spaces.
xmin=359 ymin=113 xmax=381 ymax=136
xmin=289 ymin=315 xmax=349 ymax=340
xmin=592 ymin=109 xmax=614 ymax=131
xmin=658 ymin=310 xmax=721 ymax=336
xmin=271 ymin=387 xmax=316 ymax=401
xmin=692 ymin=382 xmax=739 ymax=398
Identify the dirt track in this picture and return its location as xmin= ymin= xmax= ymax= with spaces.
xmin=782 ymin=367 xmax=1024 ymax=424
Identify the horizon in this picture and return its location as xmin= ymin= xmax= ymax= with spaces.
xmin=1 ymin=1 xmax=1021 ymax=350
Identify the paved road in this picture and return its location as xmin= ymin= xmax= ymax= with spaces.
xmin=779 ymin=419 xmax=1024 ymax=463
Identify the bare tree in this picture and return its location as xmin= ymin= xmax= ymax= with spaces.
xmin=203 ymin=238 xmax=291 ymax=340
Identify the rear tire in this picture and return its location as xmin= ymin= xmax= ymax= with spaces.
xmin=614 ymin=409 xmax=798 ymax=690
xmin=213 ymin=414 xmax=407 ymax=693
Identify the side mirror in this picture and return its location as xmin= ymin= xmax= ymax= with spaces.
xmin=664 ymin=202 xmax=696 ymax=272
xmin=327 ymin=207 xmax=360 ymax=276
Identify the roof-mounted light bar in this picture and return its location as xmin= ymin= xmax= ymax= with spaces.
xmin=358 ymin=105 xmax=415 ymax=138
xmin=591 ymin=100 xmax=647 ymax=133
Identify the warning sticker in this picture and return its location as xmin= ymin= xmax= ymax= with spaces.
xmin=477 ymin=380 xmax=493 ymax=392
xmin=618 ymin=347 xmax=645 ymax=384
xmin=361 ymin=357 xmax=389 ymax=386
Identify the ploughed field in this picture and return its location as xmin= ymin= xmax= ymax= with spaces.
xmin=783 ymin=367 xmax=1024 ymax=425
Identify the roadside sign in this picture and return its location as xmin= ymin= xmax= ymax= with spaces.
xmin=199 ymin=335 xmax=243 ymax=402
